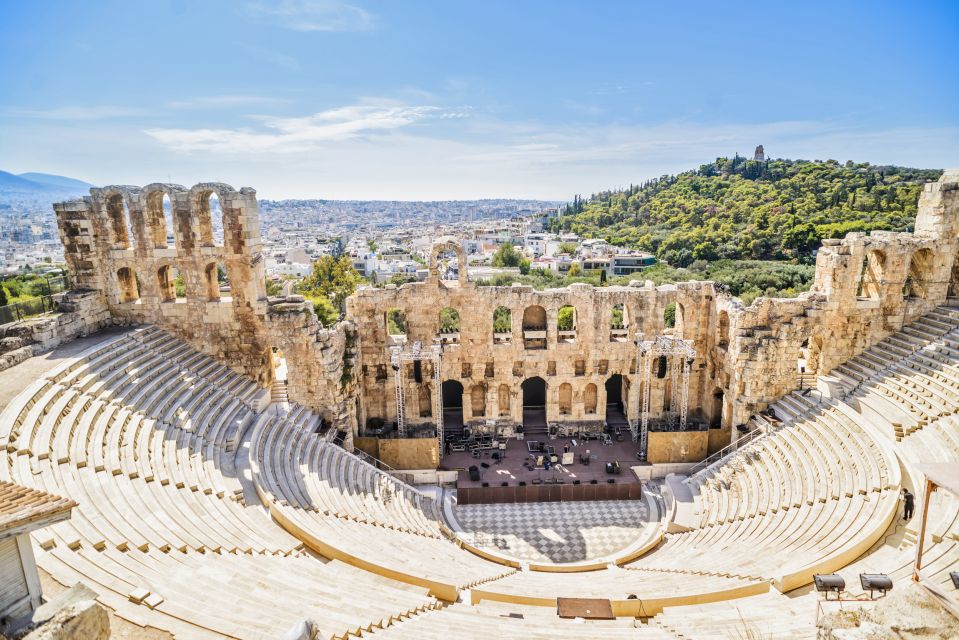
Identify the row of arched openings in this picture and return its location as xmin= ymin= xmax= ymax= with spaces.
xmin=105 ymin=191 xmax=222 ymax=252
xmin=854 ymin=248 xmax=939 ymax=301
xmin=115 ymin=262 xmax=228 ymax=304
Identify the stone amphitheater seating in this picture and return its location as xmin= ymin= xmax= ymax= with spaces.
xmin=5 ymin=309 xmax=959 ymax=637
xmin=250 ymin=411 xmax=515 ymax=601
xmin=0 ymin=327 xmax=444 ymax=639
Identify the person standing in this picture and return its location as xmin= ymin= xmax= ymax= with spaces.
xmin=902 ymin=488 xmax=915 ymax=520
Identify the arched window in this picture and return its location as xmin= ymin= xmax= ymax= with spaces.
xmin=106 ymin=193 xmax=132 ymax=250
xmin=522 ymin=305 xmax=547 ymax=349
xmin=157 ymin=265 xmax=175 ymax=302
xmin=386 ymin=308 xmax=407 ymax=339
xmin=204 ymin=262 xmax=220 ymax=301
xmin=905 ymin=248 xmax=935 ymax=299
xmin=193 ymin=190 xmax=218 ymax=247
xmin=498 ymin=384 xmax=510 ymax=416
xmin=675 ymin=302 xmax=686 ymax=337
xmin=470 ymin=383 xmax=486 ymax=417
xmin=117 ymin=267 xmax=139 ymax=303
xmin=493 ymin=306 xmax=512 ymax=343
xmin=610 ymin=304 xmax=628 ymax=341
xmin=557 ymin=305 xmax=576 ymax=343
xmin=146 ymin=191 xmax=176 ymax=249
xmin=558 ymin=383 xmax=572 ymax=415
xmin=663 ymin=302 xmax=676 ymax=329
xmin=859 ymin=250 xmax=885 ymax=300
xmin=584 ymin=383 xmax=597 ymax=414
xmin=439 ymin=307 xmax=460 ymax=334
xmin=718 ymin=311 xmax=730 ymax=348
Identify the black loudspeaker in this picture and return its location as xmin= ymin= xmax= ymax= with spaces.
xmin=468 ymin=465 xmax=480 ymax=481
xmin=656 ymin=355 xmax=668 ymax=378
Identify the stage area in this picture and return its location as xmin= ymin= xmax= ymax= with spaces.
xmin=445 ymin=435 xmax=644 ymax=490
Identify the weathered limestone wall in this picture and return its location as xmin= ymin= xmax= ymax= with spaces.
xmin=0 ymin=290 xmax=111 ymax=372
xmin=723 ymin=171 xmax=959 ymax=428
xmin=348 ymin=262 xmax=726 ymax=435
xmin=53 ymin=183 xmax=356 ymax=431
xmin=51 ymin=171 xmax=959 ymax=453
xmin=646 ymin=430 xmax=708 ymax=464
xmin=353 ymin=436 xmax=439 ymax=470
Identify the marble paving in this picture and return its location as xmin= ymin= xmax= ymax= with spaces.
xmin=451 ymin=490 xmax=662 ymax=564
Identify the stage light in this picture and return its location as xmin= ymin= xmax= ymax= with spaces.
xmin=813 ymin=574 xmax=845 ymax=600
xmin=859 ymin=574 xmax=893 ymax=599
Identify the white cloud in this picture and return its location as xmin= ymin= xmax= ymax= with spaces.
xmin=145 ymin=102 xmax=440 ymax=153
xmin=244 ymin=0 xmax=374 ymax=32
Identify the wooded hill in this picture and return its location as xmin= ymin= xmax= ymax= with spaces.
xmin=551 ymin=158 xmax=941 ymax=268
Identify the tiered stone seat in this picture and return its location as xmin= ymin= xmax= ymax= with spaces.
xmin=0 ymin=327 xmax=458 ymax=639
xmin=645 ymin=393 xmax=900 ymax=592
xmin=470 ymin=566 xmax=768 ymax=617
xmin=250 ymin=412 xmax=512 ymax=600
xmin=368 ymin=601 xmax=677 ymax=639
xmin=654 ymin=592 xmax=815 ymax=639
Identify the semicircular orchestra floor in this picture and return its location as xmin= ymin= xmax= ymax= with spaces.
xmin=448 ymin=484 xmax=665 ymax=564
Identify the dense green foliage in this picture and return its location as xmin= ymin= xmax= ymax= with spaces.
xmin=557 ymin=305 xmax=575 ymax=330
xmin=552 ymin=158 xmax=940 ymax=267
xmin=386 ymin=308 xmax=406 ymax=335
xmin=491 ymin=243 xmax=531 ymax=273
xmin=493 ymin=306 xmax=511 ymax=333
xmin=439 ymin=307 xmax=460 ymax=333
xmin=300 ymin=255 xmax=361 ymax=311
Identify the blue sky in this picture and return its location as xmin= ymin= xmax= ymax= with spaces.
xmin=0 ymin=0 xmax=957 ymax=199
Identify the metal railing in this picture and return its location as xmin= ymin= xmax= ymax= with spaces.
xmin=0 ymin=292 xmax=66 ymax=325
xmin=684 ymin=418 xmax=773 ymax=481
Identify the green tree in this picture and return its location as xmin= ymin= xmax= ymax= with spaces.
xmin=265 ymin=278 xmax=283 ymax=297
xmin=439 ymin=307 xmax=460 ymax=333
xmin=557 ymin=242 xmax=578 ymax=255
xmin=386 ymin=308 xmax=406 ymax=335
xmin=491 ymin=243 xmax=523 ymax=267
xmin=663 ymin=302 xmax=676 ymax=328
xmin=0 ymin=284 xmax=7 ymax=307
xmin=302 ymin=255 xmax=360 ymax=310
xmin=312 ymin=297 xmax=340 ymax=327
xmin=567 ymin=263 xmax=582 ymax=277
xmin=493 ymin=306 xmax=511 ymax=333
xmin=557 ymin=306 xmax=575 ymax=331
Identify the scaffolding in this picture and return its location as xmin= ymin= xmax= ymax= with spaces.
xmin=388 ymin=340 xmax=444 ymax=455
xmin=634 ymin=333 xmax=696 ymax=461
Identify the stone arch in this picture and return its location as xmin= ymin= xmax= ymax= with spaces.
xmin=558 ymin=382 xmax=572 ymax=415
xmin=675 ymin=301 xmax=686 ymax=337
xmin=429 ymin=237 xmax=467 ymax=285
xmin=204 ymin=262 xmax=220 ymax=301
xmin=386 ymin=308 xmax=407 ymax=338
xmin=143 ymin=184 xmax=186 ymax=250
xmin=497 ymin=383 xmax=510 ymax=416
xmin=718 ymin=310 xmax=730 ymax=348
xmin=188 ymin=183 xmax=236 ymax=250
xmin=557 ymin=304 xmax=576 ymax=342
xmin=438 ymin=307 xmax=460 ymax=334
xmin=522 ymin=305 xmax=547 ymax=349
xmin=104 ymin=190 xmax=133 ymax=250
xmin=611 ymin=303 xmax=627 ymax=329
xmin=860 ymin=249 xmax=886 ymax=300
xmin=904 ymin=248 xmax=935 ymax=299
xmin=493 ymin=306 xmax=512 ymax=340
xmin=663 ymin=301 xmax=676 ymax=329
xmin=157 ymin=264 xmax=175 ymax=302
xmin=584 ymin=383 xmax=597 ymax=414
xmin=470 ymin=383 xmax=486 ymax=417
xmin=116 ymin=266 xmax=139 ymax=303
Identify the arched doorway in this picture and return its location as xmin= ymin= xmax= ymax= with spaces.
xmin=442 ymin=380 xmax=464 ymax=435
xmin=711 ymin=389 xmax=724 ymax=428
xmin=605 ymin=374 xmax=628 ymax=428
xmin=521 ymin=377 xmax=547 ymax=433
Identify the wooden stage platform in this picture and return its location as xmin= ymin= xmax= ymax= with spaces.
xmin=445 ymin=436 xmax=644 ymax=504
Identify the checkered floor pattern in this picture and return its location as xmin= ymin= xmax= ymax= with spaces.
xmin=452 ymin=498 xmax=657 ymax=564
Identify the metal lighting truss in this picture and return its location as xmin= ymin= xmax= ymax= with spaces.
xmin=388 ymin=340 xmax=444 ymax=454
xmin=634 ymin=333 xmax=696 ymax=460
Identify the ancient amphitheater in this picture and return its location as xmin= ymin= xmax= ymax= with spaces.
xmin=1 ymin=172 xmax=959 ymax=638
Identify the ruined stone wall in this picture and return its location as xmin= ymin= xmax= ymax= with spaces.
xmin=348 ymin=239 xmax=728 ymax=435
xmin=52 ymin=171 xmax=959 ymax=452
xmin=722 ymin=170 xmax=959 ymax=427
xmin=53 ymin=183 xmax=356 ymax=431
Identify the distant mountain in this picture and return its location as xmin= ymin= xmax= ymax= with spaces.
xmin=17 ymin=172 xmax=94 ymax=192
xmin=0 ymin=170 xmax=95 ymax=202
